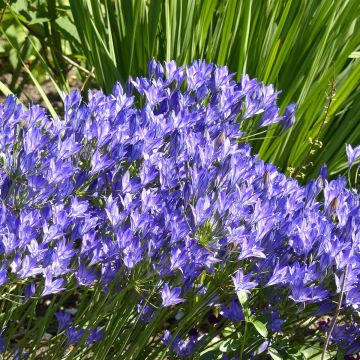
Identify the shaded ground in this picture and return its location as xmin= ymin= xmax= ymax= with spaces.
xmin=0 ymin=59 xmax=94 ymax=113
xmin=0 ymin=72 xmax=65 ymax=109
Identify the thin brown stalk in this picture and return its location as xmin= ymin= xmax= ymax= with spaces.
xmin=81 ymin=67 xmax=95 ymax=92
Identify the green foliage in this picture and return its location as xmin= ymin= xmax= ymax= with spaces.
xmin=0 ymin=0 xmax=90 ymax=105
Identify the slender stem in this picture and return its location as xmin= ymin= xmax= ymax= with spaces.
xmin=239 ymin=321 xmax=248 ymax=360
xmin=294 ymin=80 xmax=336 ymax=178
xmin=81 ymin=67 xmax=95 ymax=92
xmin=0 ymin=0 xmax=9 ymax=26
xmin=321 ymin=264 xmax=348 ymax=360
xmin=347 ymin=169 xmax=352 ymax=189
xmin=62 ymin=55 xmax=94 ymax=76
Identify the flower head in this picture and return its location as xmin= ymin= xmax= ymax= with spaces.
xmin=346 ymin=144 xmax=360 ymax=169
xmin=232 ymin=268 xmax=257 ymax=293
xmin=161 ymin=283 xmax=185 ymax=307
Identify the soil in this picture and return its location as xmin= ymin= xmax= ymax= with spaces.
xmin=0 ymin=59 xmax=87 ymax=113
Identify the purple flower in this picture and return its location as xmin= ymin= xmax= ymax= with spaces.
xmin=66 ymin=326 xmax=85 ymax=346
xmin=162 ymin=329 xmax=172 ymax=345
xmin=70 ymin=197 xmax=89 ymax=218
xmin=266 ymin=262 xmax=290 ymax=287
xmin=269 ymin=310 xmax=284 ymax=332
xmin=24 ymin=282 xmax=36 ymax=300
xmin=191 ymin=196 xmax=212 ymax=226
xmin=90 ymin=150 xmax=114 ymax=175
xmin=346 ymin=144 xmax=360 ymax=169
xmin=47 ymin=159 xmax=73 ymax=183
xmin=281 ymin=103 xmax=296 ymax=130
xmin=75 ymin=263 xmax=98 ymax=286
xmin=86 ymin=327 xmax=104 ymax=346
xmin=42 ymin=270 xmax=65 ymax=296
xmin=259 ymin=105 xmax=282 ymax=127
xmin=138 ymin=302 xmax=155 ymax=323
xmin=289 ymin=284 xmax=328 ymax=303
xmin=18 ymin=256 xmax=42 ymax=279
xmin=57 ymin=135 xmax=81 ymax=159
xmin=105 ymin=195 xmax=120 ymax=227
xmin=172 ymin=336 xmax=198 ymax=357
xmin=161 ymin=283 xmax=185 ymax=307
xmin=64 ymin=89 xmax=81 ymax=111
xmin=221 ymin=298 xmax=244 ymax=322
xmin=161 ymin=329 xmax=198 ymax=357
xmin=55 ymin=311 xmax=72 ymax=331
xmin=232 ymin=268 xmax=257 ymax=293
xmin=24 ymin=127 xmax=44 ymax=154
xmin=0 ymin=261 xmax=7 ymax=286
xmin=123 ymin=237 xmax=143 ymax=269
xmin=170 ymin=246 xmax=188 ymax=271
xmin=346 ymin=288 xmax=360 ymax=308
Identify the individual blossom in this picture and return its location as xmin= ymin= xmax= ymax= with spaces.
xmin=75 ymin=263 xmax=98 ymax=286
xmin=266 ymin=261 xmax=289 ymax=287
xmin=232 ymin=268 xmax=257 ymax=293
xmin=161 ymin=330 xmax=198 ymax=358
xmin=281 ymin=103 xmax=297 ymax=130
xmin=221 ymin=298 xmax=245 ymax=322
xmin=346 ymin=144 xmax=360 ymax=169
xmin=42 ymin=269 xmax=66 ymax=296
xmin=90 ymin=150 xmax=114 ymax=176
xmin=17 ymin=255 xmax=42 ymax=279
xmin=24 ymin=282 xmax=36 ymax=301
xmin=161 ymin=283 xmax=185 ymax=307
xmin=269 ymin=310 xmax=285 ymax=332
xmin=55 ymin=311 xmax=72 ymax=331
xmin=137 ymin=301 xmax=155 ymax=323
xmin=289 ymin=283 xmax=328 ymax=303
xmin=66 ymin=326 xmax=85 ymax=346
xmin=0 ymin=261 xmax=7 ymax=286
xmin=70 ymin=197 xmax=89 ymax=218
xmin=259 ymin=105 xmax=282 ymax=127
xmin=86 ymin=327 xmax=104 ymax=346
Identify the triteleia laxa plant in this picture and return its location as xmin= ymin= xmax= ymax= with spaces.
xmin=0 ymin=60 xmax=359 ymax=359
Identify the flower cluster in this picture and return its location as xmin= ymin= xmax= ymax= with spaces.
xmin=0 ymin=59 xmax=359 ymax=358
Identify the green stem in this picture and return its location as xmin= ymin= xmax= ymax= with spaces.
xmin=355 ymin=167 xmax=359 ymax=188
xmin=239 ymin=320 xmax=248 ymax=360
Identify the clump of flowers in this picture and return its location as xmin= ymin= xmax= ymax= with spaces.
xmin=0 ymin=60 xmax=359 ymax=359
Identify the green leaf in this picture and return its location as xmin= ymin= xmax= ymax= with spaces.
xmin=236 ymin=290 xmax=248 ymax=306
xmin=55 ymin=16 xmax=81 ymax=46
xmin=10 ymin=0 xmax=28 ymax=13
xmin=219 ymin=338 xmax=238 ymax=353
xmin=251 ymin=319 xmax=268 ymax=337
xmin=349 ymin=51 xmax=360 ymax=58
xmin=298 ymin=344 xmax=334 ymax=359
xmin=28 ymin=16 xmax=51 ymax=25
xmin=0 ymin=81 xmax=15 ymax=97
xmin=199 ymin=350 xmax=222 ymax=360
xmin=268 ymin=347 xmax=283 ymax=360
